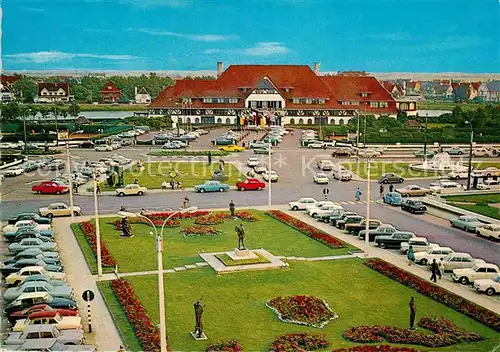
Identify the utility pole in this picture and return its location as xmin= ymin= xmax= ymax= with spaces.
xmin=465 ymin=121 xmax=474 ymax=190
xmin=356 ymin=115 xmax=361 ymax=170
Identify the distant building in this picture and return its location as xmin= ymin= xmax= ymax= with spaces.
xmin=101 ymin=81 xmax=122 ymax=104
xmin=1 ymin=75 xmax=20 ymax=88
xmin=478 ymin=81 xmax=500 ymax=102
xmin=381 ymin=81 xmax=404 ymax=98
xmin=134 ymin=87 xmax=152 ymax=104
xmin=34 ymin=82 xmax=72 ymax=103
xmin=0 ymin=85 xmax=15 ymax=102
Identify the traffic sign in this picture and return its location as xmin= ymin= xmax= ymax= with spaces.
xmin=323 ymin=188 xmax=330 ymax=195
xmin=82 ymin=290 xmax=95 ymax=302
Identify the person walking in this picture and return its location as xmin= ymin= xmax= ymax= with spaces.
xmin=438 ymin=258 xmax=445 ymax=279
xmin=389 ymin=184 xmax=394 ymax=193
xmin=96 ymin=184 xmax=101 ymax=195
xmin=379 ymin=184 xmax=384 ymax=198
xmin=355 ymin=187 xmax=362 ymax=201
xmin=73 ymin=183 xmax=79 ymax=194
xmin=161 ymin=180 xmax=168 ymax=190
xmin=407 ymin=245 xmax=415 ymax=266
xmin=170 ymin=180 xmax=175 ymax=190
xmin=207 ymin=151 xmax=212 ymax=165
xmin=430 ymin=259 xmax=439 ymax=283
xmin=183 ymin=197 xmax=189 ymax=209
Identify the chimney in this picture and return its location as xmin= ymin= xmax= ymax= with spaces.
xmin=135 ymin=87 xmax=138 ymax=96
xmin=217 ymin=62 xmax=224 ymax=78
xmin=314 ymin=62 xmax=320 ymax=75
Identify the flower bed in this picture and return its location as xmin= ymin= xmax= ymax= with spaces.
xmin=266 ymin=210 xmax=347 ymax=249
xmin=364 ymin=258 xmax=500 ymax=332
xmin=182 ymin=225 xmax=221 ymax=237
xmin=343 ymin=316 xmax=483 ymax=347
xmin=143 ymin=210 xmax=210 ymax=220
xmin=270 ymin=333 xmax=329 ymax=352
xmin=206 ymin=339 xmax=242 ymax=352
xmin=111 ymin=218 xmax=181 ymax=230
xmin=111 ymin=279 xmax=162 ymax=352
xmin=79 ymin=222 xmax=116 ymax=267
xmin=194 ymin=213 xmax=230 ymax=225
xmin=266 ymin=295 xmax=338 ymax=328
xmin=333 ymin=346 xmax=419 ymax=352
xmin=235 ymin=211 xmax=259 ymax=222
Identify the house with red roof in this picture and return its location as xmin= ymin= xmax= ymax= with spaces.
xmin=34 ymin=82 xmax=72 ymax=103
xmin=150 ymin=63 xmax=397 ymax=126
xmin=101 ymin=81 xmax=122 ymax=104
xmin=381 ymin=81 xmax=404 ymax=98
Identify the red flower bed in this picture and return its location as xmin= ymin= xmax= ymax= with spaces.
xmin=111 ymin=218 xmax=181 ymax=230
xmin=365 ymin=258 xmax=500 ymax=332
xmin=266 ymin=210 xmax=346 ymax=249
xmin=183 ymin=225 xmax=221 ymax=237
xmin=270 ymin=333 xmax=329 ymax=352
xmin=333 ymin=346 xmax=419 ymax=352
xmin=78 ymin=222 xmax=116 ymax=267
xmin=145 ymin=210 xmax=209 ymax=219
xmin=111 ymin=279 xmax=163 ymax=352
xmin=195 ymin=213 xmax=230 ymax=225
xmin=343 ymin=316 xmax=483 ymax=348
xmin=267 ymin=295 xmax=337 ymax=328
xmin=206 ymin=339 xmax=242 ymax=352
xmin=236 ymin=211 xmax=259 ymax=222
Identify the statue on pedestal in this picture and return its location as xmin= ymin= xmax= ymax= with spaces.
xmin=235 ymin=223 xmax=246 ymax=249
xmin=409 ymin=296 xmax=416 ymax=330
xmin=193 ymin=301 xmax=204 ymax=338
xmin=120 ymin=217 xmax=134 ymax=237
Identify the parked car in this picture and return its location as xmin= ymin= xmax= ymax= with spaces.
xmin=42 ymin=160 xmax=65 ymax=171
xmin=262 ymin=170 xmax=279 ymax=182
xmin=254 ymin=165 xmax=267 ymax=174
xmin=39 ymin=203 xmax=82 ymax=218
xmin=13 ymin=311 xmax=83 ymax=332
xmin=308 ymin=204 xmax=343 ymax=219
xmin=21 ymin=161 xmax=38 ymax=172
xmin=401 ymin=199 xmax=427 ymax=214
xmin=346 ymin=219 xmax=383 ymax=235
xmin=308 ymin=141 xmax=325 ymax=149
xmin=32 ymin=182 xmax=69 ymax=195
xmin=254 ymin=147 xmax=272 ymax=155
xmin=400 ymin=237 xmax=439 ymax=253
xmin=212 ymin=137 xmax=235 ymax=145
xmin=452 ymin=263 xmax=500 ymax=285
xmin=358 ymin=225 xmax=397 ymax=241
xmin=289 ymin=198 xmax=317 ymax=211
xmin=19 ymin=274 xmax=67 ymax=288
xmin=395 ymin=185 xmax=431 ymax=197
xmin=2 ymin=259 xmax=61 ymax=278
xmin=249 ymin=141 xmax=268 ymax=149
xmin=8 ymin=213 xmax=52 ymax=225
xmin=317 ymin=160 xmax=334 ymax=171
xmin=413 ymin=247 xmax=455 ymax=266
xmin=3 ymin=228 xmax=54 ymax=242
xmin=336 ymin=215 xmax=363 ymax=230
xmin=439 ymin=253 xmax=485 ymax=272
xmin=9 ymin=231 xmax=54 ymax=245
xmin=9 ymin=238 xmax=58 ymax=254
xmin=331 ymin=164 xmax=352 ymax=181
xmin=383 ymin=192 xmax=403 ymax=206
xmin=5 ymin=292 xmax=76 ymax=315
xmin=313 ymin=173 xmax=329 ymax=184
xmin=161 ymin=141 xmax=181 ymax=149
xmin=6 ymin=266 xmax=66 ymax=286
xmin=79 ymin=141 xmax=95 ymax=148
xmin=446 ymin=147 xmax=466 ymax=155
xmin=474 ymin=275 xmax=500 ymax=296
xmin=116 ymin=184 xmax=147 ymax=197
xmin=246 ymin=158 xmax=260 ymax=167
xmin=4 ymin=167 xmax=24 ymax=177
xmin=3 ymin=220 xmax=52 ymax=235
xmin=476 ymin=179 xmax=500 ymax=190
xmin=476 ymin=224 xmax=500 ymax=241
xmin=95 ymin=144 xmax=113 ymax=151
xmin=374 ymin=231 xmax=416 ymax=249
xmin=9 ymin=304 xmax=78 ymax=325
xmin=5 ymin=282 xmax=74 ymax=302
xmin=331 ymin=147 xmax=353 ymax=157
xmin=4 ymin=324 xmax=84 ymax=346
xmin=236 ymin=178 xmax=265 ymax=191
xmin=219 ymin=144 xmax=245 ymax=152
xmin=429 ymin=181 xmax=464 ymax=194
xmin=450 ymin=215 xmax=484 ymax=232
xmin=326 ymin=211 xmax=357 ymax=225
xmin=472 ymin=147 xmax=493 ymax=157
xmin=195 ymin=180 xmax=230 ymax=193
xmin=4 ymin=249 xmax=59 ymax=266
xmin=379 ymin=173 xmax=404 ymax=184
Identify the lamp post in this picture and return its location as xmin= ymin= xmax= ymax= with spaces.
xmin=465 ymin=121 xmax=474 ymax=190
xmin=23 ymin=108 xmax=29 ymax=156
xmin=356 ymin=114 xmax=361 ymax=170
xmin=66 ymin=141 xmax=75 ymax=222
xmin=268 ymin=141 xmax=272 ymax=208
xmin=364 ymin=159 xmax=371 ymax=257
xmin=423 ymin=113 xmax=428 ymax=162
xmin=118 ymin=206 xmax=198 ymax=352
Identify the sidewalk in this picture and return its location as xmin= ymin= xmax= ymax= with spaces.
xmin=284 ymin=209 xmax=500 ymax=313
xmin=53 ymin=217 xmax=123 ymax=351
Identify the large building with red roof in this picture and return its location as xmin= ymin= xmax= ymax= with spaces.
xmin=149 ymin=63 xmax=397 ymax=126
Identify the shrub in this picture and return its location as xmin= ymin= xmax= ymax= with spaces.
xmin=270 ymin=333 xmax=329 ymax=352
xmin=206 ymin=339 xmax=242 ymax=352
xmin=182 ymin=225 xmax=221 ymax=237
xmin=332 ymin=346 xmax=419 ymax=352
xmin=194 ymin=213 xmax=230 ymax=225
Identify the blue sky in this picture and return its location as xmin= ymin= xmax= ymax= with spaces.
xmin=2 ymin=0 xmax=499 ymax=72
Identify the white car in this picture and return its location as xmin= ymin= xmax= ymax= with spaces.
xmin=317 ymin=160 xmax=333 ymax=171
xmin=332 ymin=164 xmax=352 ymax=181
xmin=13 ymin=313 xmax=83 ymax=332
xmin=429 ymin=181 xmax=464 ymax=194
xmin=289 ymin=198 xmax=317 ymax=211
xmin=439 ymin=253 xmax=486 ymax=272
xmin=116 ymin=184 xmax=148 ymax=196
xmin=474 ymin=274 xmax=500 ymax=296
xmin=358 ymin=148 xmax=381 ymax=158
xmin=110 ymin=142 xmax=121 ymax=150
xmin=452 ymin=263 xmax=500 ymax=285
xmin=38 ymin=203 xmax=83 ymax=218
xmin=246 ymin=158 xmax=260 ymax=167
xmin=476 ymin=179 xmax=500 ymax=190
xmin=308 ymin=142 xmax=325 ymax=149
xmin=308 ymin=204 xmax=344 ymax=218
xmin=6 ymin=266 xmax=66 ymax=286
xmin=262 ymin=170 xmax=279 ymax=182
xmin=254 ymin=165 xmax=267 ymax=174
xmin=2 ymin=220 xmax=52 ymax=234
xmin=313 ymin=173 xmax=329 ymax=184
xmin=447 ymin=171 xmax=469 ymax=180
xmin=472 ymin=148 xmax=493 ymax=157
xmin=413 ymin=247 xmax=454 ymax=266
xmin=95 ymin=144 xmax=113 ymax=152
xmin=400 ymin=237 xmax=439 ymax=253
xmin=306 ymin=201 xmax=335 ymax=213
xmin=476 ymin=224 xmax=500 ymax=241
xmin=3 ymin=167 xmax=24 ymax=177
xmin=473 ymin=167 xmax=500 ymax=177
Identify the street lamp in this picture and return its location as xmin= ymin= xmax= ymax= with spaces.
xmin=23 ymin=108 xmax=30 ymax=157
xmin=465 ymin=121 xmax=474 ymax=190
xmin=423 ymin=113 xmax=428 ymax=162
xmin=66 ymin=141 xmax=75 ymax=222
xmin=364 ymin=159 xmax=371 ymax=257
xmin=118 ymin=206 xmax=198 ymax=352
xmin=268 ymin=141 xmax=272 ymax=207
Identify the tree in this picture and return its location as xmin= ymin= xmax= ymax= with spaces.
xmin=0 ymin=102 xmax=21 ymax=122
xmin=70 ymin=102 xmax=80 ymax=117
xmin=13 ymin=77 xmax=37 ymax=103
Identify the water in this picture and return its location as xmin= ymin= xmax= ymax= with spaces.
xmin=415 ymin=109 xmax=452 ymax=117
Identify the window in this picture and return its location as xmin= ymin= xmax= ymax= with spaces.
xmin=26 ymin=333 xmax=39 ymax=339
xmin=41 ymin=332 xmax=54 ymax=338
xmin=477 ymin=268 xmax=487 ymax=272
xmin=306 ymin=98 xmax=312 ymax=104
xmin=370 ymin=102 xmax=379 ymax=108
xmin=487 ymin=268 xmax=498 ymax=273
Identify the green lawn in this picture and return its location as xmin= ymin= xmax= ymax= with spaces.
xmin=470 ymin=161 xmax=500 ymax=169
xmin=418 ymin=101 xmax=489 ymax=112
xmin=342 ymin=162 xmax=439 ymax=179
xmin=101 ymin=161 xmax=245 ymax=191
xmin=451 ymin=204 xmax=500 ymax=220
xmin=444 ymin=193 xmax=500 ymax=204
xmin=124 ymin=259 xmax=499 ymax=351
xmin=95 ymin=211 xmax=357 ymax=273
xmin=427 ymin=123 xmax=455 ymax=128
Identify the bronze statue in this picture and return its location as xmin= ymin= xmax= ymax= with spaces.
xmin=409 ymin=296 xmax=416 ymax=330
xmin=193 ymin=301 xmax=204 ymax=338
xmin=235 ymin=223 xmax=246 ymax=249
xmin=120 ymin=217 xmax=133 ymax=237
xmin=229 ymin=200 xmax=236 ymax=218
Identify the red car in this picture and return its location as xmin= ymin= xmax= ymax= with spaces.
xmin=32 ymin=181 xmax=69 ymax=195
xmin=236 ymin=178 xmax=266 ymax=191
xmin=8 ymin=304 xmax=78 ymax=324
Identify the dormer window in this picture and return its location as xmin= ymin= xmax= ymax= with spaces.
xmin=359 ymin=92 xmax=370 ymax=97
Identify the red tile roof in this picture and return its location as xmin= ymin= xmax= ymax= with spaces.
xmin=101 ymin=81 xmax=121 ymax=93
xmin=1 ymin=75 xmax=20 ymax=85
xmin=37 ymin=82 xmax=69 ymax=96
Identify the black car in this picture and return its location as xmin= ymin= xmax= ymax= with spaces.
xmin=331 ymin=148 xmax=353 ymax=157
xmin=79 ymin=141 xmax=95 ymax=148
xmin=374 ymin=231 xmax=416 ymax=249
xmin=337 ymin=215 xmax=364 ymax=230
xmin=401 ymin=199 xmax=427 ymax=214
xmin=8 ymin=213 xmax=52 ymax=225
xmin=379 ymin=173 xmax=404 ymax=184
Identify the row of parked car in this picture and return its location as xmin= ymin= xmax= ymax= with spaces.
xmin=288 ymin=198 xmax=500 ymax=296
xmin=2 ymin=212 xmax=95 ymax=350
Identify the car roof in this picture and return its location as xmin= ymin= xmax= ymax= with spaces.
xmin=48 ymin=202 xmax=67 ymax=207
xmin=447 ymin=252 xmax=471 ymax=257
xmin=28 ymin=311 xmax=60 ymax=319
xmin=476 ymin=263 xmax=499 ymax=268
xmin=22 ymin=324 xmax=57 ymax=332
xmin=409 ymin=237 xmax=428 ymax=241
xmin=17 ymin=292 xmax=50 ymax=299
xmin=19 ymin=266 xmax=45 ymax=271
xmin=20 ymin=338 xmax=58 ymax=349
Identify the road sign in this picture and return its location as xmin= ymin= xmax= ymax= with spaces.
xmin=323 ymin=188 xmax=330 ymax=195
xmin=82 ymin=290 xmax=95 ymax=302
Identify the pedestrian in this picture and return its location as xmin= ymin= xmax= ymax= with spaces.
xmin=207 ymin=151 xmax=212 ymax=165
xmin=430 ymin=259 xmax=438 ymax=283
xmin=379 ymin=184 xmax=384 ymax=198
xmin=133 ymin=179 xmax=139 ymax=184
xmin=161 ymin=180 xmax=168 ymax=190
xmin=229 ymin=200 xmax=236 ymax=218
xmin=170 ymin=180 xmax=175 ymax=190
xmin=176 ymin=180 xmax=182 ymax=189
xmin=96 ymin=184 xmax=101 ymax=195
xmin=117 ymin=345 xmax=125 ymax=352
xmin=183 ymin=197 xmax=189 ymax=209
xmin=355 ymin=187 xmax=362 ymax=201
xmin=407 ymin=245 xmax=415 ymax=266
xmin=322 ymin=144 xmax=327 ymax=151
xmin=389 ymin=184 xmax=394 ymax=193
xmin=438 ymin=258 xmax=445 ymax=279
xmin=73 ymin=183 xmax=79 ymax=194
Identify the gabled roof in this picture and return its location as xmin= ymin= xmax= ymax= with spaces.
xmin=136 ymin=87 xmax=150 ymax=96
xmin=37 ymin=82 xmax=69 ymax=95
xmin=485 ymin=80 xmax=500 ymax=92
xmin=101 ymin=81 xmax=121 ymax=93
xmin=471 ymin=82 xmax=481 ymax=90
xmin=320 ymin=76 xmax=394 ymax=102
xmin=1 ymin=75 xmax=20 ymax=85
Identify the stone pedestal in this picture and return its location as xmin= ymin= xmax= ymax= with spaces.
xmin=227 ymin=248 xmax=258 ymax=260
xmin=190 ymin=331 xmax=208 ymax=340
